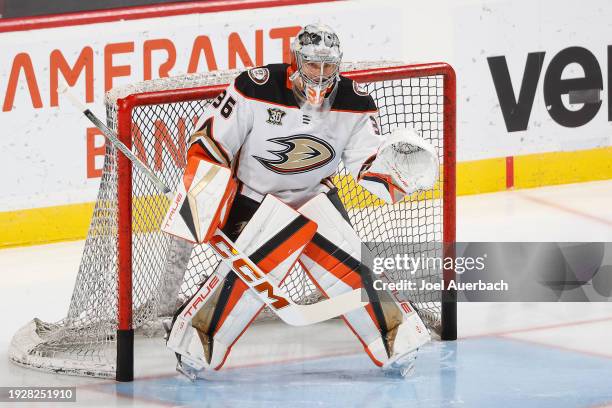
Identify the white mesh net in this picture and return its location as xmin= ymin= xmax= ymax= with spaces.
xmin=9 ymin=62 xmax=453 ymax=378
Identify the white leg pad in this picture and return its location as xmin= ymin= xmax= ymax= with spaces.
xmin=299 ymin=193 xmax=431 ymax=366
xmin=171 ymin=195 xmax=317 ymax=371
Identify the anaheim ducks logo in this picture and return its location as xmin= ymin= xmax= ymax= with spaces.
xmin=254 ymin=135 xmax=336 ymax=174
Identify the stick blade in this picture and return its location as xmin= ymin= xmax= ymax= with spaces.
xmin=275 ymin=289 xmax=368 ymax=326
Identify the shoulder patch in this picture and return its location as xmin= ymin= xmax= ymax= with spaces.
xmin=353 ymin=81 xmax=369 ymax=96
xmin=331 ymin=76 xmax=378 ymax=112
xmin=247 ymin=67 xmax=270 ymax=85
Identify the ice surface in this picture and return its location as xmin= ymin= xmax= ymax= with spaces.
xmin=1 ymin=180 xmax=611 ymax=407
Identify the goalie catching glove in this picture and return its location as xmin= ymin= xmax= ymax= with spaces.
xmin=359 ymin=127 xmax=440 ymax=204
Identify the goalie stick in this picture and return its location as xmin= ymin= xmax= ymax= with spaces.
xmin=57 ymin=82 xmax=368 ymax=326
xmin=58 ymin=82 xmax=172 ymax=196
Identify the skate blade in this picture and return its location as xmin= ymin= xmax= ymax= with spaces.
xmin=383 ymin=362 xmax=416 ymax=378
xmin=382 ymin=351 xmax=418 ymax=378
xmin=176 ymin=360 xmax=201 ymax=381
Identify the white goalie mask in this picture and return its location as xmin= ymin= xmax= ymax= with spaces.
xmin=290 ymin=24 xmax=343 ymax=111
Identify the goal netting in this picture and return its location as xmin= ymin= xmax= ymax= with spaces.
xmin=9 ymin=62 xmax=455 ymax=379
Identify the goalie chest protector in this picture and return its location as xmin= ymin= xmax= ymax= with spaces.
xmin=192 ymin=63 xmax=382 ymax=207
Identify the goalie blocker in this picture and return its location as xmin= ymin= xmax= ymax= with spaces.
xmin=162 ymin=156 xmax=237 ymax=243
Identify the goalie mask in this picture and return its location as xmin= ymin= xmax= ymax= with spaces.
xmin=290 ymin=24 xmax=342 ymax=111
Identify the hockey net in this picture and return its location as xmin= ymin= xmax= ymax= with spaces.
xmin=9 ymin=62 xmax=456 ymax=379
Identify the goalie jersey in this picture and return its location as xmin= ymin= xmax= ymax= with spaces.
xmin=188 ymin=63 xmax=383 ymax=207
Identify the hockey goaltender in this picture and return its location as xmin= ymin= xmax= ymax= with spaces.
xmin=161 ymin=23 xmax=441 ymax=379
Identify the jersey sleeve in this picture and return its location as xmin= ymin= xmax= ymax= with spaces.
xmin=341 ymin=105 xmax=384 ymax=180
xmin=187 ymin=79 xmax=253 ymax=166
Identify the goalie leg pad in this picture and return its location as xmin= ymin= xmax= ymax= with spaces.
xmin=298 ymin=192 xmax=430 ymax=366
xmin=165 ymin=194 xmax=258 ymax=371
xmin=187 ymin=194 xmax=317 ymax=370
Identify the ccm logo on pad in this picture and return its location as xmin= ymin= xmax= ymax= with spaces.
xmin=209 ymin=234 xmax=290 ymax=310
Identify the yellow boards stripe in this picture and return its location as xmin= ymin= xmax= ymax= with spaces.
xmin=456 ymin=157 xmax=507 ymax=195
xmin=514 ymin=147 xmax=612 ymax=188
xmin=1 ymin=146 xmax=611 ymax=248
xmin=0 ymin=202 xmax=95 ymax=248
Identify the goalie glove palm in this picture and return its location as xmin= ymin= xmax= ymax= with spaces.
xmin=359 ymin=127 xmax=439 ymax=203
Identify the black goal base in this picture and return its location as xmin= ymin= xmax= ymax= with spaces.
xmin=116 ymin=329 xmax=134 ymax=382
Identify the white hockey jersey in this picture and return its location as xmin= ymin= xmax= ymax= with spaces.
xmin=189 ymin=63 xmax=383 ymax=207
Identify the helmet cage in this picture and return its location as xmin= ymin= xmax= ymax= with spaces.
xmin=294 ymin=53 xmax=341 ymax=91
xmin=291 ymin=24 xmax=343 ymax=107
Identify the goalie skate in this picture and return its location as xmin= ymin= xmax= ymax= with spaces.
xmin=175 ymin=355 xmax=206 ymax=382
xmin=163 ymin=318 xmax=207 ymax=381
